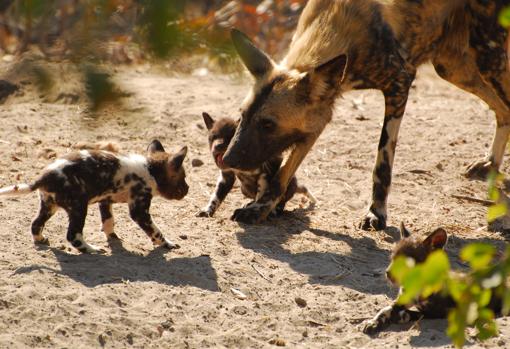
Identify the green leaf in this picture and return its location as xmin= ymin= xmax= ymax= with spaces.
xmin=461 ymin=244 xmax=495 ymax=271
xmin=499 ymin=6 xmax=510 ymax=28
xmin=488 ymin=203 xmax=507 ymax=222
xmin=421 ymin=250 xmax=450 ymax=297
xmin=503 ymin=288 xmax=510 ymax=316
xmin=477 ymin=288 xmax=492 ymax=308
xmin=448 ymin=277 xmax=468 ymax=303
xmin=389 ymin=256 xmax=415 ymax=284
xmin=466 ymin=302 xmax=478 ymax=325
xmin=397 ymin=267 xmax=424 ymax=305
xmin=475 ymin=309 xmax=497 ymax=340
xmin=448 ymin=308 xmax=467 ymax=348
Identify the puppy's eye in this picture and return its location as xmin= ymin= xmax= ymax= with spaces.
xmin=259 ymin=119 xmax=276 ymax=131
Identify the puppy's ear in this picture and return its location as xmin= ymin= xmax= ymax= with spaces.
xmin=423 ymin=228 xmax=448 ymax=250
xmin=399 ymin=222 xmax=412 ymax=240
xmin=148 ymin=139 xmax=165 ymax=154
xmin=169 ymin=146 xmax=188 ymax=169
xmin=202 ymin=112 xmax=215 ymax=130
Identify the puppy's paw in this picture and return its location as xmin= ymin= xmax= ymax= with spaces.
xmin=162 ymin=239 xmax=180 ymax=250
xmin=34 ymin=236 xmax=50 ymax=246
xmin=360 ymin=319 xmax=380 ymax=335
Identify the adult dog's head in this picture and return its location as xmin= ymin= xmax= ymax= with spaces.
xmin=223 ymin=29 xmax=347 ymax=171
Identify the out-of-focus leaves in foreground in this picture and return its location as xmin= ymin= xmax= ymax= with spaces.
xmin=390 ymin=244 xmax=510 ymax=348
xmin=0 ymin=1 xmax=307 ymax=109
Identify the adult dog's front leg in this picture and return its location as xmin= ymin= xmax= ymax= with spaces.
xmin=361 ymin=75 xmax=413 ymax=231
xmin=232 ymin=136 xmax=318 ymax=224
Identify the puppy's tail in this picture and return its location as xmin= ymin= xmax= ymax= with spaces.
xmin=0 ymin=183 xmax=35 ymax=197
xmin=296 ymin=185 xmax=317 ymax=204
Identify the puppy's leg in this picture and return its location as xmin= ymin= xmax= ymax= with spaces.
xmin=31 ymin=192 xmax=57 ymax=245
xmin=99 ymin=201 xmax=119 ymax=240
xmin=197 ymin=171 xmax=235 ymax=217
xmin=295 ymin=182 xmax=317 ymax=204
xmin=64 ymin=203 xmax=101 ymax=253
xmin=362 ymin=304 xmax=422 ymax=335
xmin=129 ymin=197 xmax=179 ymax=250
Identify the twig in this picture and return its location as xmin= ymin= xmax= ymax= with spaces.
xmin=348 ymin=317 xmax=371 ymax=324
xmin=307 ymin=319 xmax=327 ymax=327
xmin=251 ymin=263 xmax=271 ymax=282
xmin=451 ymin=194 xmax=494 ymax=206
xmin=408 ymin=169 xmax=433 ymax=176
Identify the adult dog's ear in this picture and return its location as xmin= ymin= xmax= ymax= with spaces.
xmin=202 ymin=112 xmax=215 ymax=130
xmin=148 ymin=139 xmax=165 ymax=154
xmin=231 ymin=29 xmax=275 ymax=79
xmin=299 ymin=54 xmax=348 ymax=101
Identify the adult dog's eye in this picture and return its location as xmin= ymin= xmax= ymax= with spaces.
xmin=259 ymin=119 xmax=276 ymax=131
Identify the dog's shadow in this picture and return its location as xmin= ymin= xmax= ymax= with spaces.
xmin=235 ymin=207 xmax=397 ymax=296
xmin=14 ymin=239 xmax=219 ymax=291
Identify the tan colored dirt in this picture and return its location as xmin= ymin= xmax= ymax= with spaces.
xmin=0 ymin=63 xmax=509 ymax=348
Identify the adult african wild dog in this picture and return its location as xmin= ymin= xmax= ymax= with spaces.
xmin=0 ymin=140 xmax=188 ymax=253
xmin=361 ymin=224 xmax=503 ymax=334
xmin=197 ymin=112 xmax=316 ymax=218
xmin=223 ymin=0 xmax=510 ymax=228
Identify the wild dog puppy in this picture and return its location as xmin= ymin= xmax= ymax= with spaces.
xmin=223 ymin=1 xmax=510 ymax=227
xmin=362 ymin=224 xmax=503 ymax=334
xmin=197 ymin=112 xmax=316 ymax=219
xmin=0 ymin=140 xmax=188 ymax=253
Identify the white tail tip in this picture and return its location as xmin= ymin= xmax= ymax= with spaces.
xmin=0 ymin=184 xmax=32 ymax=196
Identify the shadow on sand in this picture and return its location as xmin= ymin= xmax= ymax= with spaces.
xmin=235 ymin=207 xmax=396 ymax=296
xmin=14 ymin=239 xmax=219 ymax=291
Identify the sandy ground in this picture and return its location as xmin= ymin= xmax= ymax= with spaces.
xmin=1 ymin=62 xmax=510 ymax=349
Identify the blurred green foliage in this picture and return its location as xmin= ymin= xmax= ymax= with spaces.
xmin=390 ymin=243 xmax=510 ymax=348
xmin=499 ymin=6 xmax=510 ymax=28
xmin=0 ymin=1 xmax=305 ymax=109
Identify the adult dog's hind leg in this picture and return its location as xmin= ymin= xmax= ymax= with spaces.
xmin=457 ymin=11 xmax=510 ymax=180
xmin=433 ymin=53 xmax=510 ymax=180
xmin=361 ymin=73 xmax=415 ymax=231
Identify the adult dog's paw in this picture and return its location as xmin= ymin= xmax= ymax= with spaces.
xmin=196 ymin=210 xmax=213 ymax=218
xmin=360 ymin=209 xmax=387 ymax=231
xmin=231 ymin=203 xmax=270 ymax=224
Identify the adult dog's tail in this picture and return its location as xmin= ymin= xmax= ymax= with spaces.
xmin=0 ymin=183 xmax=34 ymax=196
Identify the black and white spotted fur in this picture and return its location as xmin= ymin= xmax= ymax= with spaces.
xmin=0 ymin=140 xmax=188 ymax=253
xmin=362 ymin=224 xmax=503 ymax=334
xmin=197 ymin=112 xmax=316 ymax=220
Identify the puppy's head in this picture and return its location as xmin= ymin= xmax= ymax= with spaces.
xmin=202 ymin=112 xmax=238 ymax=170
xmin=147 ymin=140 xmax=189 ymax=200
xmin=386 ymin=223 xmax=448 ymax=284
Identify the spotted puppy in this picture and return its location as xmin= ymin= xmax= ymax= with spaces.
xmin=362 ymin=224 xmax=503 ymax=334
xmin=0 ymin=140 xmax=188 ymax=253
xmin=197 ymin=112 xmax=316 ymax=219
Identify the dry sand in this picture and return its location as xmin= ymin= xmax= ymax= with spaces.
xmin=0 ymin=63 xmax=509 ymax=348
